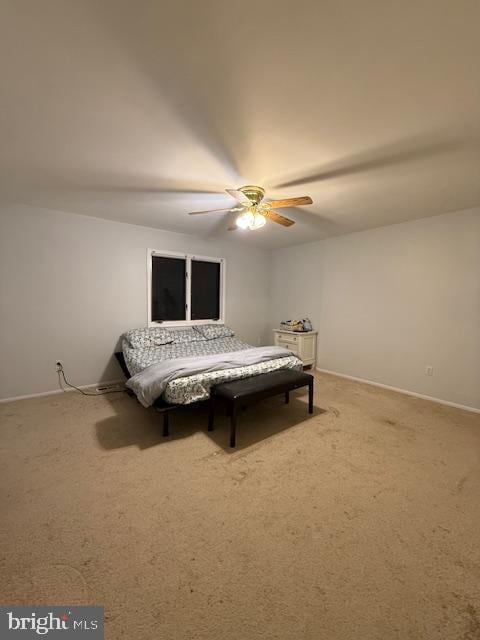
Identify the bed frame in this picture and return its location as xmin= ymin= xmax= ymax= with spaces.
xmin=114 ymin=351 xmax=314 ymax=447
xmin=115 ymin=351 xmax=183 ymax=437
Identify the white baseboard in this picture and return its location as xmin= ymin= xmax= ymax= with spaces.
xmin=3 ymin=370 xmax=479 ymax=415
xmin=315 ymin=367 xmax=480 ymax=414
xmin=0 ymin=379 xmax=125 ymax=404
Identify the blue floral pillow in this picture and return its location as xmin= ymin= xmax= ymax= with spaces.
xmin=193 ymin=324 xmax=235 ymax=340
xmin=124 ymin=327 xmax=173 ymax=349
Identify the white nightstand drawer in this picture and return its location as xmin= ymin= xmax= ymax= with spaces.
xmin=282 ymin=343 xmax=299 ymax=356
xmin=278 ymin=333 xmax=299 ymax=345
xmin=274 ymin=329 xmax=317 ymax=367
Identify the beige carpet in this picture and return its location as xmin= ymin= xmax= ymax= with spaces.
xmin=1 ymin=372 xmax=479 ymax=639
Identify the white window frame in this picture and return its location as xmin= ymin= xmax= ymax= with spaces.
xmin=147 ymin=249 xmax=226 ymax=327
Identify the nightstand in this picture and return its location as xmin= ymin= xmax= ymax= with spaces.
xmin=273 ymin=329 xmax=317 ymax=367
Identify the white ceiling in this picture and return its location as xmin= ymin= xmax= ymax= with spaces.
xmin=1 ymin=0 xmax=480 ymax=248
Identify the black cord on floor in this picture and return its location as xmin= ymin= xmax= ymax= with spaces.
xmin=57 ymin=367 xmax=126 ymax=396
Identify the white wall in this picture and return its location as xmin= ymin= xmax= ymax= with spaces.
xmin=271 ymin=208 xmax=480 ymax=410
xmin=0 ymin=205 xmax=272 ymax=399
xmin=2 ymin=204 xmax=479 ymax=409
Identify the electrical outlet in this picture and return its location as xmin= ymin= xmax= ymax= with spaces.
xmin=55 ymin=361 xmax=63 ymax=372
xmin=426 ymin=365 xmax=433 ymax=376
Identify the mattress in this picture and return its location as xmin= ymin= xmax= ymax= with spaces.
xmin=123 ymin=336 xmax=302 ymax=405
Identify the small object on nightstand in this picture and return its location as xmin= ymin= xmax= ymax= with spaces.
xmin=279 ymin=317 xmax=313 ymax=332
xmin=274 ymin=328 xmax=317 ymax=368
xmin=303 ymin=318 xmax=313 ymax=332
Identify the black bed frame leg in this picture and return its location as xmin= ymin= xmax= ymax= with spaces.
xmin=163 ymin=412 xmax=170 ymax=437
xmin=308 ymin=381 xmax=314 ymax=414
xmin=230 ymin=403 xmax=237 ymax=448
xmin=285 ymin=391 xmax=290 ymax=404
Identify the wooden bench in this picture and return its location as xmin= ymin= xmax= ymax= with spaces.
xmin=208 ymin=369 xmax=314 ymax=447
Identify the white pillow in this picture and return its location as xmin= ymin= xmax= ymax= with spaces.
xmin=124 ymin=327 xmax=173 ymax=349
xmin=193 ymin=324 xmax=235 ymax=340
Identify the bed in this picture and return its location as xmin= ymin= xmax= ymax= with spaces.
xmin=121 ymin=325 xmax=302 ymax=406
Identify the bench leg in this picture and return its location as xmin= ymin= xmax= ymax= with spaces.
xmin=163 ymin=412 xmax=170 ymax=437
xmin=208 ymin=395 xmax=215 ymax=431
xmin=285 ymin=391 xmax=290 ymax=404
xmin=308 ymin=380 xmax=314 ymax=414
xmin=230 ymin=403 xmax=237 ymax=448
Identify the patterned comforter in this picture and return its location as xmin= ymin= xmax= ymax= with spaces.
xmin=123 ymin=336 xmax=302 ymax=405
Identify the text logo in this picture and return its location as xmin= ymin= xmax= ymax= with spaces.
xmin=0 ymin=606 xmax=104 ymax=638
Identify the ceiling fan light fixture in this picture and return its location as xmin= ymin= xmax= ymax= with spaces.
xmin=251 ymin=212 xmax=266 ymax=229
xmin=188 ymin=185 xmax=310 ymax=230
xmin=236 ymin=210 xmax=266 ymax=230
xmin=236 ymin=210 xmax=254 ymax=229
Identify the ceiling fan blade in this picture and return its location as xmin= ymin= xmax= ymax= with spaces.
xmin=225 ymin=210 xmax=240 ymax=231
xmin=264 ymin=210 xmax=295 ymax=227
xmin=267 ymin=196 xmax=313 ymax=208
xmin=226 ymin=189 xmax=251 ymax=204
xmin=188 ymin=207 xmax=234 ymax=215
xmin=206 ymin=210 xmax=239 ymax=238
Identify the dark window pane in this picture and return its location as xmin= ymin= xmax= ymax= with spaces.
xmin=191 ymin=260 xmax=221 ymax=320
xmin=151 ymin=256 xmax=186 ymax=321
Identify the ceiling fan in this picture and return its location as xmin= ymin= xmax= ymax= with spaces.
xmin=188 ymin=185 xmax=313 ymax=230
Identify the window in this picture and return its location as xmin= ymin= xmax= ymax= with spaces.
xmin=147 ymin=250 xmax=225 ymax=326
xmin=151 ymin=255 xmax=186 ymax=321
